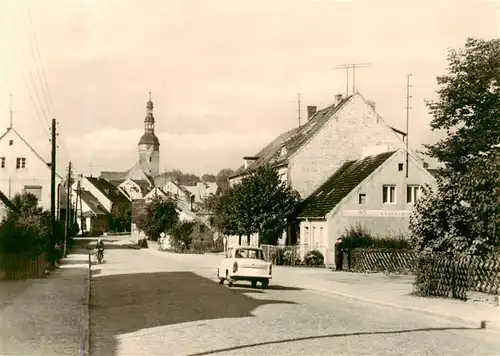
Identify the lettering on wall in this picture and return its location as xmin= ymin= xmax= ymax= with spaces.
xmin=342 ymin=210 xmax=412 ymax=218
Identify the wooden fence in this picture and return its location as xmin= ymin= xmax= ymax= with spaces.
xmin=0 ymin=252 xmax=47 ymax=280
xmin=343 ymin=249 xmax=417 ymax=274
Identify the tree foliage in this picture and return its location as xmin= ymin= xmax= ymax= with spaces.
xmin=410 ymin=38 xmax=500 ymax=257
xmin=424 ymin=37 xmax=500 ymax=176
xmin=109 ymin=204 xmax=132 ymax=232
xmin=204 ymin=165 xmax=300 ymax=245
xmin=135 ymin=196 xmax=179 ymax=241
xmin=0 ymin=193 xmax=53 ymax=254
xmin=169 ymin=221 xmax=196 ymax=251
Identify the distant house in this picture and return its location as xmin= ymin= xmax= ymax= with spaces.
xmin=184 ymin=181 xmax=218 ymax=204
xmin=295 ymin=148 xmax=437 ymax=267
xmin=76 ymin=189 xmax=110 ymax=236
xmin=71 ymin=176 xmax=131 ymax=234
xmin=0 ymin=126 xmax=63 ymax=215
xmin=117 ymin=178 xmax=153 ymax=201
xmin=162 ymin=180 xmax=195 ymax=210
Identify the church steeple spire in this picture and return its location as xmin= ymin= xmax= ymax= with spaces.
xmin=144 ymin=92 xmax=155 ymax=134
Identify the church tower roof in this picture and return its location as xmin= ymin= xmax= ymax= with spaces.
xmin=139 ymin=91 xmax=160 ymax=146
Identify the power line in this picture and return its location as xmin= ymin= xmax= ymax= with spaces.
xmin=335 ymin=63 xmax=372 ymax=96
xmin=405 ymin=73 xmax=412 ymax=179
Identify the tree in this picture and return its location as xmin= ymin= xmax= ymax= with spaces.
xmin=0 ymin=193 xmax=52 ymax=254
xmin=109 ymin=204 xmax=132 ymax=232
xmin=135 ymin=196 xmax=179 ymax=241
xmin=201 ymin=174 xmax=217 ymax=183
xmin=410 ymin=38 xmax=500 ymax=257
xmin=216 ymin=168 xmax=234 ymax=179
xmin=203 ymin=192 xmax=238 ymax=237
xmin=169 ymin=221 xmax=196 ymax=251
xmin=424 ymin=37 xmax=500 ymax=176
xmin=229 ymin=165 xmax=300 ymax=245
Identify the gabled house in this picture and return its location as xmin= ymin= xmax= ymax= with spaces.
xmin=229 ymin=92 xmax=423 ymax=200
xmin=76 ymin=189 xmax=110 ymax=236
xmin=295 ymin=148 xmax=437 ymax=267
xmin=0 ymin=126 xmax=63 ymax=213
xmin=184 ymin=181 xmax=218 ymax=204
xmin=162 ymin=180 xmax=195 ymax=210
xmin=117 ymin=178 xmax=153 ymax=201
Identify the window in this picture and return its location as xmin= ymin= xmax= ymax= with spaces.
xmin=383 ymin=185 xmax=396 ymax=204
xmin=149 ymin=156 xmax=152 ymax=162
xmin=407 ymin=185 xmax=421 ymax=204
xmin=358 ymin=193 xmax=366 ymax=204
xmin=280 ymin=146 xmax=287 ymax=156
xmin=0 ymin=157 xmax=5 ymax=168
xmin=16 ymin=157 xmax=26 ymax=169
xmin=23 ymin=185 xmax=42 ymax=201
xmin=304 ymin=226 xmax=309 ymax=246
xmin=398 ymin=163 xmax=404 ymax=171
xmin=200 ymin=225 xmax=205 ymax=233
xmin=9 ymin=140 xmax=13 ymax=146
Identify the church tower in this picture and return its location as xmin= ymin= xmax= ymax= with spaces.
xmin=138 ymin=92 xmax=160 ymax=176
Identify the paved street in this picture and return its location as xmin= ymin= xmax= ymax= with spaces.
xmin=90 ymin=246 xmax=500 ymax=356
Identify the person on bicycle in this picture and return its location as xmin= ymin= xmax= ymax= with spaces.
xmin=96 ymin=238 xmax=105 ymax=260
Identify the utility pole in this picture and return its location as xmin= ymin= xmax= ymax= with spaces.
xmin=335 ymin=63 xmax=372 ymax=95
xmin=405 ymin=74 xmax=412 ymax=179
xmin=78 ymin=180 xmax=84 ymax=235
xmin=50 ymin=118 xmax=57 ymax=253
xmin=64 ymin=162 xmax=72 ymax=257
xmin=297 ymin=93 xmax=302 ymax=127
xmin=8 ymin=94 xmax=13 ymax=129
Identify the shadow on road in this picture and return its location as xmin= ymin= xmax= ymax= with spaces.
xmin=184 ymin=326 xmax=482 ymax=356
xmin=232 ymin=283 xmax=303 ymax=291
xmin=90 ymin=271 xmax=295 ymax=356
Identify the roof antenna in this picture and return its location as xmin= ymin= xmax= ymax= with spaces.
xmin=8 ymin=94 xmax=13 ymax=129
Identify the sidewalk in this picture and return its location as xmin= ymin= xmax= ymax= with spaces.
xmin=273 ymin=266 xmax=500 ymax=330
xmin=0 ymin=249 xmax=90 ymax=356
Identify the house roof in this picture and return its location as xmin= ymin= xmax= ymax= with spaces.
xmin=80 ymin=190 xmax=109 ymax=215
xmin=297 ymin=151 xmax=396 ymax=218
xmin=85 ymin=176 xmax=130 ymax=204
xmin=0 ymin=128 xmax=63 ymax=180
xmin=229 ymin=96 xmax=353 ymax=178
xmin=229 ymin=93 xmax=409 ymax=180
xmin=100 ymin=162 xmax=155 ymax=186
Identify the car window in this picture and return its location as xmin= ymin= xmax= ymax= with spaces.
xmin=235 ymin=249 xmax=265 ymax=260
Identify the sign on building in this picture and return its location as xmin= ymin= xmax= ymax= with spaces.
xmin=342 ymin=210 xmax=412 ymax=218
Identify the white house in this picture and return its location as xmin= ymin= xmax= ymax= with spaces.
xmin=0 ymin=126 xmax=62 ymax=220
xmin=296 ymin=148 xmax=437 ymax=267
xmin=118 ymin=178 xmax=152 ymax=201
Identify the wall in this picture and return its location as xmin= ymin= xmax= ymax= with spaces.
xmin=289 ymin=94 xmax=408 ymax=199
xmin=118 ymin=179 xmax=143 ymax=200
xmin=326 ymin=150 xmax=437 ymax=266
xmin=298 ymin=220 xmax=329 ymax=263
xmin=138 ymin=144 xmax=160 ymax=176
xmin=0 ymin=129 xmax=61 ymax=211
xmin=77 ymin=178 xmax=113 ymax=213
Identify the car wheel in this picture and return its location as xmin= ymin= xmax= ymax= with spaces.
xmin=251 ymin=281 xmax=257 ymax=288
xmin=261 ymin=279 xmax=269 ymax=289
xmin=226 ymin=270 xmax=233 ymax=287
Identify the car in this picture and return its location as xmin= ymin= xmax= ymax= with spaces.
xmin=217 ymin=246 xmax=272 ymax=289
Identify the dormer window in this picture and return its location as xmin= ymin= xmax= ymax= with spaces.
xmin=280 ymin=146 xmax=287 ymax=156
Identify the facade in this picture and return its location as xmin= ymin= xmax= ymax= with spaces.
xmin=296 ymin=149 xmax=437 ymax=266
xmin=77 ymin=189 xmax=110 ymax=236
xmin=184 ymin=181 xmax=218 ymax=204
xmin=229 ymin=92 xmax=423 ymax=200
xmin=0 ymin=127 xmax=62 ymax=219
xmin=100 ymin=93 xmax=159 ymax=184
xmin=118 ymin=178 xmax=152 ymax=201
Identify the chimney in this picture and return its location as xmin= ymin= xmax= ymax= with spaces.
xmin=335 ymin=94 xmax=343 ymax=105
xmin=243 ymin=156 xmax=259 ymax=169
xmin=307 ymin=106 xmax=317 ymax=120
xmin=367 ymin=100 xmax=376 ymax=110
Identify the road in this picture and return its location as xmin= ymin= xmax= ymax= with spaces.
xmin=89 ymin=245 xmax=500 ymax=356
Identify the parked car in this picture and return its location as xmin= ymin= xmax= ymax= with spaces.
xmin=217 ymin=246 xmax=272 ymax=288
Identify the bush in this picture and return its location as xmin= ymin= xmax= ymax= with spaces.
xmin=304 ymin=250 xmax=324 ymax=266
xmin=274 ymin=248 xmax=301 ymax=266
xmin=340 ymin=224 xmax=411 ymax=251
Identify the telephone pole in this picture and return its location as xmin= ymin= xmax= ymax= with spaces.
xmin=78 ymin=180 xmax=84 ymax=235
xmin=335 ymin=63 xmax=372 ymax=96
xmin=297 ymin=93 xmax=302 ymax=127
xmin=64 ymin=162 xmax=72 ymax=257
xmin=50 ymin=119 xmax=57 ymax=251
xmin=405 ymin=74 xmax=412 ymax=179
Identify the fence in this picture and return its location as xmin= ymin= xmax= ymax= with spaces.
xmin=0 ymin=252 xmax=47 ymax=280
xmin=343 ymin=249 xmax=417 ymax=274
xmin=414 ymin=253 xmax=500 ymax=300
xmin=261 ymin=245 xmax=301 ymax=266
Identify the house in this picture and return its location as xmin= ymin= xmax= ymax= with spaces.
xmin=229 ymin=92 xmax=423 ymax=200
xmin=117 ymin=178 xmax=153 ymax=201
xmin=295 ymin=148 xmax=437 ymax=267
xmin=71 ymin=176 xmax=131 ymax=233
xmin=76 ymin=189 xmax=110 ymax=236
xmin=0 ymin=126 xmax=63 ymax=215
xmin=184 ymin=181 xmax=218 ymax=204
xmin=162 ymin=180 xmax=195 ymax=210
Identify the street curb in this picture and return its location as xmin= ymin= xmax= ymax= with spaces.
xmin=302 ymin=284 xmax=499 ymax=330
xmin=79 ymin=253 xmax=91 ymax=356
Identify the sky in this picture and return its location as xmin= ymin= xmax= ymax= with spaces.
xmin=0 ymin=0 xmax=499 ymax=177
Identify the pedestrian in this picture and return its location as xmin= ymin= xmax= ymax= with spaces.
xmin=334 ymin=237 xmax=343 ymax=271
